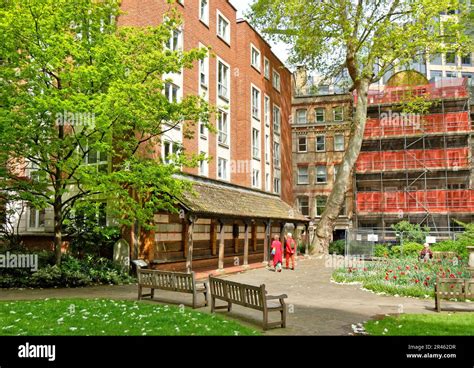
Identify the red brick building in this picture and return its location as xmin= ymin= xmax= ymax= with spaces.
xmin=118 ymin=0 xmax=302 ymax=271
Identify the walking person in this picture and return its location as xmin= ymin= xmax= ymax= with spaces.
xmin=271 ymin=234 xmax=283 ymax=272
xmin=285 ymin=233 xmax=297 ymax=270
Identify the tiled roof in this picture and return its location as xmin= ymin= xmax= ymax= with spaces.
xmin=179 ymin=176 xmax=308 ymax=223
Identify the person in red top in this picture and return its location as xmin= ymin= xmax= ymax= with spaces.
xmin=271 ymin=235 xmax=283 ymax=272
xmin=285 ymin=233 xmax=296 ymax=270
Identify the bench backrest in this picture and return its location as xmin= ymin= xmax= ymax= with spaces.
xmin=432 ymin=251 xmax=457 ymax=260
xmin=209 ymin=276 xmax=266 ymax=311
xmin=138 ymin=269 xmax=195 ymax=293
xmin=436 ymin=278 xmax=466 ymax=298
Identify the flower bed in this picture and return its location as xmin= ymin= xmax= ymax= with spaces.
xmin=332 ymin=256 xmax=471 ymax=298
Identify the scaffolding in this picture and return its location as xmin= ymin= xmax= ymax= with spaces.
xmin=354 ymin=78 xmax=474 ymax=237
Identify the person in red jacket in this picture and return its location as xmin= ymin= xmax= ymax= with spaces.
xmin=285 ymin=233 xmax=297 ymax=270
xmin=271 ymin=234 xmax=283 ymax=272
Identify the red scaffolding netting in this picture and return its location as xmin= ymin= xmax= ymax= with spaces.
xmin=356 ymin=190 xmax=474 ymax=214
xmin=364 ymin=111 xmax=470 ymax=138
xmin=356 ymin=147 xmax=469 ymax=173
xmin=354 ymin=78 xmax=469 ymax=105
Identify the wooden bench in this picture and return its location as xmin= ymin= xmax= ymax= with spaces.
xmin=209 ymin=276 xmax=287 ymax=330
xmin=434 ymin=278 xmax=474 ymax=312
xmin=432 ymin=251 xmax=458 ymax=260
xmin=137 ymin=269 xmax=208 ymax=309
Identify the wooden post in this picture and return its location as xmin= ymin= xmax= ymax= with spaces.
xmin=218 ymin=221 xmax=225 ymax=272
xmin=183 ymin=220 xmax=189 ymax=259
xmin=251 ymin=223 xmax=257 ymax=252
xmin=210 ymin=220 xmax=217 ymax=256
xmin=263 ymin=221 xmax=271 ymax=265
xmin=186 ymin=216 xmax=196 ymax=273
xmin=243 ymin=222 xmax=249 ymax=269
xmin=305 ymin=224 xmax=310 ymax=257
xmin=233 ymin=223 xmax=239 ymax=254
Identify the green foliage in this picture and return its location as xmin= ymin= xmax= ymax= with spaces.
xmin=374 ymin=244 xmax=390 ymax=258
xmin=432 ymin=240 xmax=467 ymax=259
xmin=329 ymin=240 xmax=345 ymax=255
xmin=64 ymin=201 xmax=120 ymax=257
xmin=0 ymin=253 xmax=133 ymax=288
xmin=391 ymin=221 xmax=430 ymax=244
xmin=0 ymin=0 xmax=214 ymax=260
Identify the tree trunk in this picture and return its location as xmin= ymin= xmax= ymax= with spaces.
xmin=53 ymin=198 xmax=63 ymax=265
xmin=312 ymin=79 xmax=370 ymax=254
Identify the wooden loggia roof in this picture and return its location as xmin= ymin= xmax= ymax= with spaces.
xmin=178 ymin=175 xmax=308 ymax=223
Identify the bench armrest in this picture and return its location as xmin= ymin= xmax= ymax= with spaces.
xmin=266 ymin=294 xmax=288 ymax=301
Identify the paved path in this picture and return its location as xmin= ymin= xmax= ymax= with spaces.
xmin=1 ymin=257 xmax=472 ymax=335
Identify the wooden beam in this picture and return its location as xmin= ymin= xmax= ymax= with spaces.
xmin=210 ymin=220 xmax=217 ymax=256
xmin=218 ymin=221 xmax=225 ymax=271
xmin=263 ymin=221 xmax=271 ymax=265
xmin=186 ymin=217 xmax=196 ymax=273
xmin=251 ymin=223 xmax=257 ymax=252
xmin=243 ymin=222 xmax=249 ymax=268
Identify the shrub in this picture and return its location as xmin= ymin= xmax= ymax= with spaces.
xmin=391 ymin=221 xmax=430 ymax=244
xmin=0 ymin=253 xmax=134 ymax=288
xmin=374 ymin=244 xmax=390 ymax=257
xmin=431 ymin=240 xmax=467 ymax=259
xmin=329 ymin=240 xmax=345 ymax=255
xmin=400 ymin=242 xmax=424 ymax=257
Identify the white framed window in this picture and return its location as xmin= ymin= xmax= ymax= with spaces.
xmin=273 ymin=177 xmax=280 ymax=194
xmin=217 ymin=109 xmax=229 ymax=146
xmin=297 ymin=166 xmax=309 ymax=185
xmin=316 ymin=135 xmax=325 ymax=152
xmin=315 ymin=196 xmax=327 ymax=217
xmin=84 ymin=147 xmax=108 ymax=173
xmin=273 ymin=105 xmax=281 ymax=135
xmin=273 ymin=142 xmax=280 ymax=168
xmin=298 ymin=136 xmax=307 ymax=152
xmin=315 ymin=108 xmax=325 ymax=123
xmin=199 ymin=49 xmax=209 ymax=88
xmin=199 ymin=152 xmax=208 ymax=176
xmin=333 ymin=106 xmax=343 ymax=122
xmin=296 ymin=109 xmax=307 ymax=124
xmin=251 ymin=86 xmax=261 ymax=120
xmin=298 ymin=196 xmax=310 ymax=216
xmin=316 ymin=166 xmax=327 ymax=183
xmin=272 ymin=69 xmax=281 ymax=91
xmin=217 ymin=60 xmax=230 ymax=100
xmin=252 ymin=169 xmax=260 ymax=188
xmin=252 ymin=128 xmax=260 ymax=159
xmin=218 ymin=157 xmax=228 ymax=180
xmin=199 ymin=0 xmax=209 ymax=25
xmin=264 ymin=57 xmax=270 ymax=79
xmin=265 ymin=134 xmax=270 ymax=163
xmin=165 ymin=29 xmax=182 ymax=51
xmin=28 ymin=204 xmax=45 ymax=229
xmin=162 ymin=140 xmax=181 ymax=164
xmin=265 ymin=173 xmax=270 ymax=191
xmin=251 ymin=44 xmax=261 ymax=71
xmin=217 ymin=11 xmax=230 ymax=44
xmin=334 ymin=134 xmax=345 ymax=151
xmin=164 ymin=82 xmax=179 ymax=103
xmin=264 ymin=95 xmax=270 ymax=126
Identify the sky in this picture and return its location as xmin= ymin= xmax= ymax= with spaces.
xmin=229 ymin=0 xmax=291 ymax=65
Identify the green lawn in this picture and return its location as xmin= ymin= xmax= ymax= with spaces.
xmin=365 ymin=313 xmax=474 ymax=336
xmin=0 ymin=299 xmax=259 ymax=336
